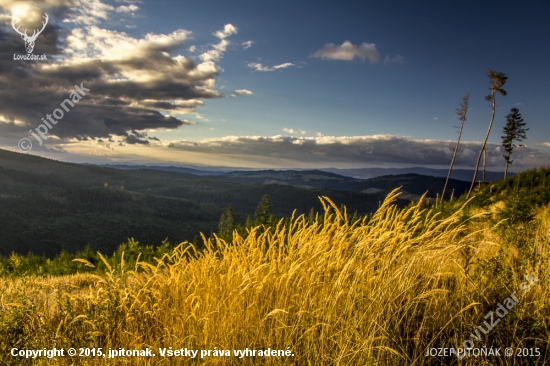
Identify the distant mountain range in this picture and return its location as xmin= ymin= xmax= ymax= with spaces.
xmin=99 ymin=164 xmax=232 ymax=176
xmin=214 ymin=169 xmax=470 ymax=201
xmin=321 ymin=167 xmax=509 ymax=181
xmin=98 ymin=165 xmax=472 ymax=200
xmin=99 ymin=164 xmax=509 ymax=182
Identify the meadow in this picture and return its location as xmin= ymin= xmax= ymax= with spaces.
xmin=1 ymin=170 xmax=549 ymax=365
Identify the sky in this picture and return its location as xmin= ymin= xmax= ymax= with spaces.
xmin=0 ymin=0 xmax=549 ymax=171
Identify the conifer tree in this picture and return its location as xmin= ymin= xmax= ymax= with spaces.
xmin=254 ymin=194 xmax=273 ymax=225
xmin=307 ymin=207 xmax=316 ymax=224
xmin=502 ymin=108 xmax=528 ymax=178
xmin=218 ymin=204 xmax=236 ymax=240
xmin=245 ymin=215 xmax=253 ymax=229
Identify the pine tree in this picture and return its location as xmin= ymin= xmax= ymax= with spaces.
xmin=254 ymin=194 xmax=273 ymax=225
xmin=245 ymin=215 xmax=253 ymax=229
xmin=218 ymin=204 xmax=236 ymax=240
xmin=307 ymin=207 xmax=316 ymax=224
xmin=502 ymin=108 xmax=528 ymax=178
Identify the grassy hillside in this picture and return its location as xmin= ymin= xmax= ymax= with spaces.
xmin=1 ymin=166 xmax=549 ymax=365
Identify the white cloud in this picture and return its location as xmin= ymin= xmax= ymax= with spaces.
xmin=116 ymin=5 xmax=139 ymax=13
xmin=214 ymin=24 xmax=237 ymax=39
xmin=247 ymin=62 xmax=270 ymax=72
xmin=230 ymin=89 xmax=253 ymax=97
xmin=65 ymin=26 xmax=192 ymax=71
xmin=248 ymin=62 xmax=296 ymax=72
xmin=311 ymin=41 xmax=380 ymax=62
xmin=384 ymin=54 xmax=404 ymax=65
xmin=200 ymin=23 xmax=237 ymax=63
xmin=242 ymin=40 xmax=253 ymax=50
xmin=283 ymin=128 xmax=306 ymax=135
xmin=68 ymin=0 xmax=115 ymax=25
xmin=274 ymin=62 xmax=295 ymax=69
xmin=233 ymin=89 xmax=253 ymax=95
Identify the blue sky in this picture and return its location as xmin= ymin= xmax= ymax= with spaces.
xmin=0 ymin=0 xmax=549 ymax=170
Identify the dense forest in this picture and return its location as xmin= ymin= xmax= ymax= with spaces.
xmin=0 ymin=148 xmax=469 ymax=257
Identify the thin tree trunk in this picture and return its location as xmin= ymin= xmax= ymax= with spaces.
xmin=467 ymin=91 xmax=496 ymax=199
xmin=442 ymin=94 xmax=470 ymax=202
xmin=442 ymin=141 xmax=460 ymax=202
xmin=504 ymin=151 xmax=511 ymax=178
xmin=504 ymin=161 xmax=509 ymax=179
xmin=482 ymin=149 xmax=486 ymax=183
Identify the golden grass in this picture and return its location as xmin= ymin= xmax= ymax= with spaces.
xmin=1 ymin=189 xmax=548 ymax=365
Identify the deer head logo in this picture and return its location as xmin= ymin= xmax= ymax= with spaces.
xmin=12 ymin=13 xmax=49 ymax=54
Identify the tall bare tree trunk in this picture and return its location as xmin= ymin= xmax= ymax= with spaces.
xmin=467 ymin=92 xmax=496 ymax=199
xmin=442 ymin=92 xmax=470 ymax=202
xmin=467 ymin=69 xmax=507 ymax=199
xmin=482 ymin=149 xmax=486 ymax=183
xmin=504 ymin=151 xmax=511 ymax=178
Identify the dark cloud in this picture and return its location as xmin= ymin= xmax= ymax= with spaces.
xmin=125 ymin=131 xmax=149 ymax=145
xmin=166 ymin=135 xmax=548 ymax=169
xmin=0 ymin=4 xmax=232 ymax=147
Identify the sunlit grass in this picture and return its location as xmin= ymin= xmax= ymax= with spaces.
xmin=1 ymin=189 xmax=548 ymax=365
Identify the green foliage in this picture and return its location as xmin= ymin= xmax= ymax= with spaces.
xmin=502 ymin=108 xmax=528 ymax=161
xmin=498 ymin=188 xmax=535 ymax=225
xmin=307 ymin=207 xmax=316 ymax=224
xmin=486 ymin=68 xmax=508 ymax=98
xmin=502 ymin=108 xmax=528 ymax=177
xmin=0 ymin=186 xmax=219 ymax=257
xmin=0 ymin=238 xmax=174 ymax=278
xmin=218 ymin=204 xmax=236 ymax=241
xmin=254 ymin=194 xmax=274 ymax=226
xmin=456 ymin=167 xmax=550 ymax=210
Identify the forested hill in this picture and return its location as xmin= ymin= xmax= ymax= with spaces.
xmin=215 ymin=170 xmax=470 ymax=199
xmin=0 ymin=149 xmax=414 ymax=256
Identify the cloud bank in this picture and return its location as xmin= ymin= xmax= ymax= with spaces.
xmin=164 ymin=134 xmax=547 ymax=169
